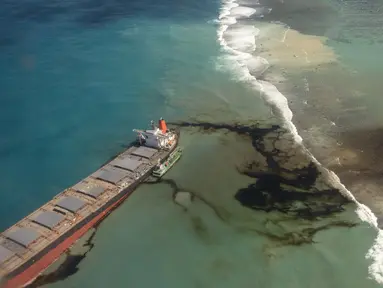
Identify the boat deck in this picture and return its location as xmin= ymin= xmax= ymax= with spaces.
xmin=0 ymin=144 xmax=172 ymax=277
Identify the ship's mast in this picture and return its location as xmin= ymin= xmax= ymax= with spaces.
xmin=150 ymin=120 xmax=156 ymax=130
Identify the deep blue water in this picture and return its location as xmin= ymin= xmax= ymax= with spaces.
xmin=0 ymin=0 xmax=220 ymax=230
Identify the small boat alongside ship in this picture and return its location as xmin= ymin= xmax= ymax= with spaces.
xmin=0 ymin=118 xmax=180 ymax=288
xmin=153 ymin=146 xmax=183 ymax=178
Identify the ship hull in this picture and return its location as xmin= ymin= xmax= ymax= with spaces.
xmin=2 ymin=140 xmax=178 ymax=288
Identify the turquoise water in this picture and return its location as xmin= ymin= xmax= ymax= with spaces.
xmin=0 ymin=0 xmax=228 ymax=228
xmin=1 ymin=0 xmax=383 ymax=287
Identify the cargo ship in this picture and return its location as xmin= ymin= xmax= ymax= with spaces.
xmin=0 ymin=118 xmax=179 ymax=288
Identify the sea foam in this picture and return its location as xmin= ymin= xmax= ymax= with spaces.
xmin=215 ymin=0 xmax=383 ymax=284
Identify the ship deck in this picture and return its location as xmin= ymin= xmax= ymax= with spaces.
xmin=0 ymin=143 xmax=172 ymax=277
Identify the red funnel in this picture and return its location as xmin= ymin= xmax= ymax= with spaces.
xmin=158 ymin=118 xmax=167 ymax=133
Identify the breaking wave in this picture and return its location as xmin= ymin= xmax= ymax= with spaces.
xmin=214 ymin=0 xmax=383 ymax=284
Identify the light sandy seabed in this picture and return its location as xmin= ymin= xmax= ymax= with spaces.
xmin=256 ymin=22 xmax=337 ymax=69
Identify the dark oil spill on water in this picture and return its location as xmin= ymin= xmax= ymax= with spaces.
xmin=169 ymin=120 xmax=351 ymax=217
xmin=25 ymin=228 xmax=98 ymax=288
xmin=167 ymin=121 xmax=358 ymax=246
xmin=146 ymin=175 xmax=356 ymax=248
xmin=24 ymin=228 xmax=99 ymax=288
xmin=21 ymin=121 xmax=358 ymax=287
xmin=23 ymin=204 xmax=116 ymax=287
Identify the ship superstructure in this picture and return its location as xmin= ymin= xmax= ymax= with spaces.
xmin=133 ymin=118 xmax=176 ymax=149
xmin=0 ymin=118 xmax=178 ymax=288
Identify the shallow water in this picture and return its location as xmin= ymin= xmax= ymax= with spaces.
xmin=1 ymin=0 xmax=383 ymax=287
xmin=41 ymin=128 xmax=379 ymax=288
xmin=254 ymin=0 xmax=383 ymax=221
